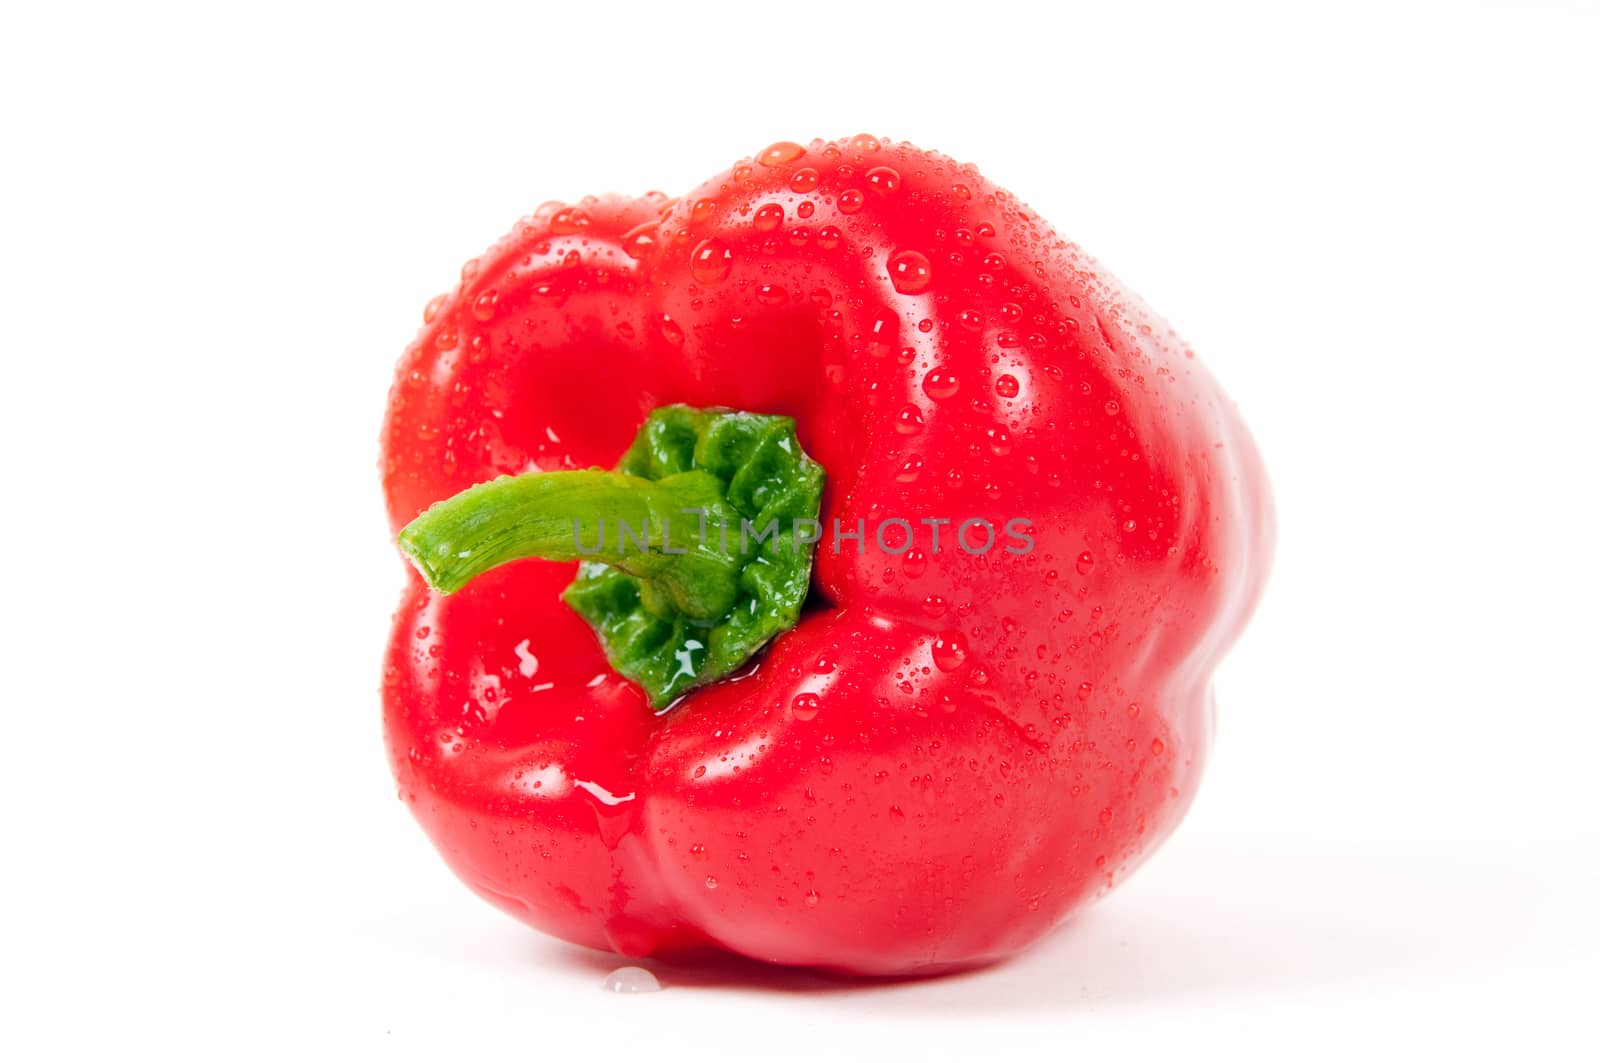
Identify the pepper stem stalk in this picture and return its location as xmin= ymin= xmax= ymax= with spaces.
xmin=399 ymin=468 xmax=743 ymax=619
xmin=394 ymin=405 xmax=825 ymax=708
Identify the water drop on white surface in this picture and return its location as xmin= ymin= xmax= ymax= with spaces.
xmin=602 ymin=966 xmax=661 ymax=994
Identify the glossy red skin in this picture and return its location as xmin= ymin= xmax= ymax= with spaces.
xmin=380 ymin=135 xmax=1273 ymax=976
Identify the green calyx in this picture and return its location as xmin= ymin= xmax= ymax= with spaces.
xmin=398 ymin=405 xmax=826 ymax=708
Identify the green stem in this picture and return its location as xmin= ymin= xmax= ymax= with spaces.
xmin=398 ymin=468 xmax=742 ymax=618
xmin=395 ymin=405 xmax=825 ymax=708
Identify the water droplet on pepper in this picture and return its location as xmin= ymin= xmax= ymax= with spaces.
xmin=923 ymin=368 xmax=959 ymax=400
xmin=888 ymin=250 xmax=933 ymax=294
xmin=758 ymin=141 xmax=806 ymax=167
xmin=865 ymin=166 xmax=900 ymax=196
xmin=550 ymin=208 xmax=590 ymax=234
xmin=690 ymin=239 xmax=733 ymax=284
xmin=658 ymin=315 xmax=685 ymax=347
xmin=895 ymin=404 xmax=924 ymax=434
xmin=792 ymin=692 xmax=821 ymax=721
xmin=622 ymin=223 xmax=659 ymax=259
xmin=931 ymin=631 xmax=969 ymax=672
xmin=753 ymin=203 xmax=785 ymax=232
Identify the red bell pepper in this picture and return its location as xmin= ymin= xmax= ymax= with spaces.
xmin=380 ymin=134 xmax=1273 ymax=975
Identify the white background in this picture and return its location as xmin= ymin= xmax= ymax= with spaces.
xmin=4 ymin=1 xmax=1597 ymax=1058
